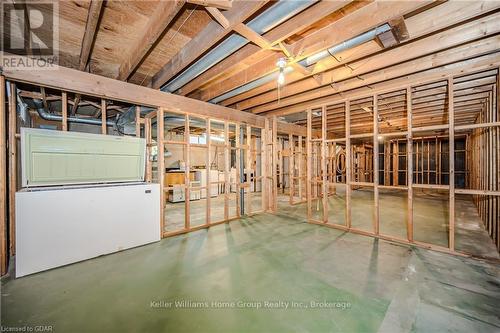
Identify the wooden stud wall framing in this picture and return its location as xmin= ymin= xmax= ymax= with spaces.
xmin=301 ymin=69 xmax=500 ymax=258
xmin=8 ymin=82 xmax=16 ymax=256
xmin=157 ymin=108 xmax=165 ymax=235
xmin=1 ymin=76 xmax=7 ymax=275
xmin=145 ymin=109 xmax=265 ymax=238
xmin=61 ymin=92 xmax=68 ymax=131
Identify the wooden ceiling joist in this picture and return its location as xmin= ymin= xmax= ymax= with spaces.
xmin=176 ymin=0 xmax=352 ymax=96
xmin=117 ymin=0 xmax=186 ymax=81
xmin=187 ymin=0 xmax=233 ymax=10
xmin=251 ymin=34 xmax=500 ymax=115
xmin=72 ymin=0 xmax=104 ymax=116
xmin=195 ymin=0 xmax=434 ymax=104
xmin=266 ymin=54 xmax=500 ymax=117
xmin=205 ymin=7 xmax=230 ymax=29
xmin=222 ymin=3 xmax=500 ymax=110
xmin=233 ymin=23 xmax=276 ymax=50
xmin=151 ymin=0 xmax=269 ymax=90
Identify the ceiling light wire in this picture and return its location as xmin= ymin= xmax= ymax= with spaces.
xmin=139 ymin=5 xmax=199 ymax=87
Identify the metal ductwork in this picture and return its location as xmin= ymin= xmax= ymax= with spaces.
xmin=31 ymin=98 xmax=116 ymax=127
xmin=209 ymin=23 xmax=392 ymax=104
xmin=161 ymin=0 xmax=317 ymax=93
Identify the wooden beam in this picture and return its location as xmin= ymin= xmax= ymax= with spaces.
xmin=187 ymin=0 xmax=233 ymax=10
xmin=249 ymin=31 xmax=500 ymax=114
xmin=151 ymin=0 xmax=269 ymax=90
xmin=207 ymin=0 xmax=434 ymax=106
xmin=291 ymin=62 xmax=312 ymax=76
xmin=1 ymin=54 xmax=309 ymax=138
xmin=177 ymin=0 xmax=351 ymax=96
xmin=233 ymin=23 xmax=274 ymax=50
xmin=205 ymin=7 xmax=230 ymax=29
xmin=79 ymin=0 xmax=104 ymax=71
xmin=72 ymin=0 xmax=104 ymax=115
xmin=1 ymin=54 xmax=262 ymax=126
xmin=117 ymin=0 xmax=185 ymax=81
xmin=222 ymin=4 xmax=500 ymax=109
xmin=0 ymin=76 xmax=7 ymax=275
xmin=265 ymin=53 xmax=500 ymax=117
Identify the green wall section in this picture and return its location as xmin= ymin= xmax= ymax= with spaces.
xmin=21 ymin=128 xmax=146 ymax=187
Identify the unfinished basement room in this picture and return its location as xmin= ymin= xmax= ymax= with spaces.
xmin=1 ymin=0 xmax=500 ymax=332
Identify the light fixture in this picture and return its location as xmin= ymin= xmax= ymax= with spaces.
xmin=276 ymin=58 xmax=287 ymax=86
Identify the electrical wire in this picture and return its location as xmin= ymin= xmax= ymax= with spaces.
xmin=138 ymin=5 xmax=199 ymax=87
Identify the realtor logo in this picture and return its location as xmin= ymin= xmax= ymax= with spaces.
xmin=1 ymin=1 xmax=59 ymax=69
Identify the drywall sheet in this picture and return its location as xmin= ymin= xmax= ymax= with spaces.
xmin=21 ymin=128 xmax=146 ymax=186
xmin=15 ymin=183 xmax=160 ymax=277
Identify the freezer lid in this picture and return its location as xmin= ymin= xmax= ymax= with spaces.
xmin=21 ymin=128 xmax=146 ymax=187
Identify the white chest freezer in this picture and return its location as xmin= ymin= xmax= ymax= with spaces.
xmin=15 ymin=182 xmax=160 ymax=277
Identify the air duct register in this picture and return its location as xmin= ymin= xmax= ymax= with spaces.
xmin=16 ymin=128 xmax=160 ymax=277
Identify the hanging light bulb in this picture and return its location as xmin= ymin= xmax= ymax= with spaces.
xmin=277 ymin=69 xmax=285 ymax=86
xmin=276 ymin=58 xmax=287 ymax=86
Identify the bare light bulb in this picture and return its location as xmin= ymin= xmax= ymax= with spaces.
xmin=277 ymin=71 xmax=285 ymax=85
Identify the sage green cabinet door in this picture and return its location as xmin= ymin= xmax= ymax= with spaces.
xmin=21 ymin=128 xmax=146 ymax=186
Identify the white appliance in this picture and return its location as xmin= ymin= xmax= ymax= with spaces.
xmin=15 ymin=128 xmax=161 ymax=277
xmin=194 ymin=169 xmax=219 ymax=198
xmin=16 ymin=183 xmax=160 ymax=277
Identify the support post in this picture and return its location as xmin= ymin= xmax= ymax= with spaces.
xmin=247 ymin=125 xmax=252 ymax=215
xmin=101 ymin=99 xmax=107 ymax=134
xmin=373 ymin=95 xmax=379 ymax=234
xmin=346 ymin=101 xmax=352 ymax=228
xmin=298 ymin=135 xmax=303 ymax=201
xmin=224 ymin=121 xmax=229 ymax=220
xmin=262 ymin=118 xmax=269 ymax=211
xmin=272 ymin=116 xmax=278 ymax=213
xmin=289 ymin=133 xmax=294 ymax=205
xmin=206 ymin=120 xmax=211 ymax=224
xmin=62 ymin=92 xmax=68 ymax=131
xmin=158 ymin=108 xmax=165 ymax=236
xmin=135 ymin=105 xmax=141 ymax=137
xmin=185 ymin=115 xmax=190 ymax=229
xmin=322 ymin=106 xmax=328 ymax=223
xmin=235 ymin=124 xmax=241 ymax=217
xmin=145 ymin=118 xmax=152 ymax=182
xmin=407 ymin=87 xmax=414 ymax=242
xmin=8 ymin=82 xmax=16 ymax=254
xmin=0 ymin=76 xmax=7 ymax=275
xmin=306 ymin=109 xmax=312 ymax=220
xmin=448 ymin=77 xmax=455 ymax=250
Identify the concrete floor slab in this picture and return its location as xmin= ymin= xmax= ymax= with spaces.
xmin=2 ymin=211 xmax=499 ymax=333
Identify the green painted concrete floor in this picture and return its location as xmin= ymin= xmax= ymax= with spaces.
xmin=2 ymin=211 xmax=500 ymax=333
